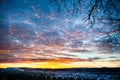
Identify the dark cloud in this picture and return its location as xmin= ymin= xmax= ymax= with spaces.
xmin=70 ymin=49 xmax=91 ymax=53
xmin=88 ymin=57 xmax=103 ymax=61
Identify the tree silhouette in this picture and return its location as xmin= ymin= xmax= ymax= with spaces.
xmin=49 ymin=0 xmax=120 ymax=51
xmin=48 ymin=0 xmax=120 ymax=30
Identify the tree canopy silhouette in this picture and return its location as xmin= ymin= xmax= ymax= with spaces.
xmin=48 ymin=0 xmax=120 ymax=51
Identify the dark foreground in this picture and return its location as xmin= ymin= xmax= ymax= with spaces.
xmin=0 ymin=68 xmax=120 ymax=80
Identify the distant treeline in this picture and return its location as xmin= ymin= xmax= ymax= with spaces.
xmin=0 ymin=68 xmax=120 ymax=80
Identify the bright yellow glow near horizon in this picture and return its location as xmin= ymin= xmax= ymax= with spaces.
xmin=0 ymin=61 xmax=120 ymax=69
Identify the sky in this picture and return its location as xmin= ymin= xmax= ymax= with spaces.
xmin=0 ymin=0 xmax=120 ymax=68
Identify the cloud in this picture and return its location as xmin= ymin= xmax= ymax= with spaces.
xmin=70 ymin=49 xmax=91 ymax=53
xmin=88 ymin=57 xmax=103 ymax=61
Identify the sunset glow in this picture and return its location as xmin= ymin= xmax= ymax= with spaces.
xmin=0 ymin=61 xmax=120 ymax=69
